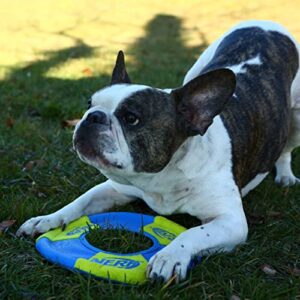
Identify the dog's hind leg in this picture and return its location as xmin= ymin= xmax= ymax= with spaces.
xmin=275 ymin=150 xmax=299 ymax=186
xmin=275 ymin=69 xmax=300 ymax=186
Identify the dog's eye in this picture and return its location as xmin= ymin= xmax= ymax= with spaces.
xmin=87 ymin=99 xmax=92 ymax=109
xmin=123 ymin=112 xmax=139 ymax=126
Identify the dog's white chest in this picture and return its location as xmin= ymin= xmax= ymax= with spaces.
xmin=141 ymin=183 xmax=192 ymax=215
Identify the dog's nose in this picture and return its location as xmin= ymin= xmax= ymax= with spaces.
xmin=85 ymin=111 xmax=109 ymax=125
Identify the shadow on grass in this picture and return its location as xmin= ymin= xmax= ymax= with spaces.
xmin=0 ymin=14 xmax=207 ymax=120
xmin=128 ymin=14 xmax=207 ymax=86
xmin=0 ymin=40 xmax=107 ymax=120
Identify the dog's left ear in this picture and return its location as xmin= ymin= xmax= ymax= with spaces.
xmin=111 ymin=50 xmax=131 ymax=85
xmin=172 ymin=68 xmax=236 ymax=136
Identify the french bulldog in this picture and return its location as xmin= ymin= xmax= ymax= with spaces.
xmin=17 ymin=20 xmax=300 ymax=282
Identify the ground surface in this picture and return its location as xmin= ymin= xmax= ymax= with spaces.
xmin=0 ymin=1 xmax=300 ymax=299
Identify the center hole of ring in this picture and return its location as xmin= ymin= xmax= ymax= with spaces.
xmin=85 ymin=224 xmax=153 ymax=254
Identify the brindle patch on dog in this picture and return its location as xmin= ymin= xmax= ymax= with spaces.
xmin=202 ymin=27 xmax=299 ymax=188
xmin=114 ymin=88 xmax=184 ymax=173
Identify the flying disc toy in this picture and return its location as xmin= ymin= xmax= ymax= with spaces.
xmin=36 ymin=212 xmax=200 ymax=285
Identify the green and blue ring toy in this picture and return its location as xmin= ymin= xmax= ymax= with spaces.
xmin=36 ymin=212 xmax=200 ymax=285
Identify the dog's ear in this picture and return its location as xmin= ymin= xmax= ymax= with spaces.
xmin=172 ymin=69 xmax=236 ymax=136
xmin=110 ymin=50 xmax=131 ymax=85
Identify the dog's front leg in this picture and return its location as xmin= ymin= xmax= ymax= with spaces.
xmin=16 ymin=180 xmax=134 ymax=237
xmin=147 ymin=204 xmax=248 ymax=282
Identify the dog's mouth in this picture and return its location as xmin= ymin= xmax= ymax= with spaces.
xmin=73 ymin=126 xmax=123 ymax=170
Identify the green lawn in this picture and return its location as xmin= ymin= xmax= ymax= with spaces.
xmin=1 ymin=1 xmax=300 ymax=299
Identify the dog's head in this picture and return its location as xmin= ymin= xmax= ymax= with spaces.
xmin=73 ymin=51 xmax=235 ymax=176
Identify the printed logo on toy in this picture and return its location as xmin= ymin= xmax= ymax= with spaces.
xmin=91 ymin=257 xmax=141 ymax=269
xmin=152 ymin=227 xmax=176 ymax=241
xmin=66 ymin=225 xmax=93 ymax=236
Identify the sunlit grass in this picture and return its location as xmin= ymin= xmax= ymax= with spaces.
xmin=1 ymin=0 xmax=300 ymax=80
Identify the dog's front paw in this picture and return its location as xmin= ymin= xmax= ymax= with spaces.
xmin=146 ymin=245 xmax=191 ymax=283
xmin=16 ymin=213 xmax=69 ymax=237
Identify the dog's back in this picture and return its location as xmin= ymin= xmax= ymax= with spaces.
xmin=185 ymin=21 xmax=299 ymax=190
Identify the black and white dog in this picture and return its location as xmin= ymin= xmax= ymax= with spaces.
xmin=17 ymin=21 xmax=300 ymax=282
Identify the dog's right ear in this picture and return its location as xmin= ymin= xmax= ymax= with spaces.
xmin=110 ymin=51 xmax=131 ymax=85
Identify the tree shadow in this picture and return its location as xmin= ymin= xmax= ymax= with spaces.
xmin=1 ymin=14 xmax=207 ymax=121
xmin=0 ymin=40 xmax=108 ymax=120
xmin=129 ymin=14 xmax=208 ymax=87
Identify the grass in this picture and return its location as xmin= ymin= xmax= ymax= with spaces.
xmin=0 ymin=0 xmax=300 ymax=299
xmin=85 ymin=225 xmax=153 ymax=254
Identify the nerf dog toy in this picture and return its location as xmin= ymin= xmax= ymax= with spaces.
xmin=36 ymin=212 xmax=194 ymax=284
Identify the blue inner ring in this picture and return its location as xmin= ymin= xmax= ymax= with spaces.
xmin=85 ymin=212 xmax=164 ymax=261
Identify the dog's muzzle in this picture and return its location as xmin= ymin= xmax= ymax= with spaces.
xmin=73 ymin=110 xmax=117 ymax=164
